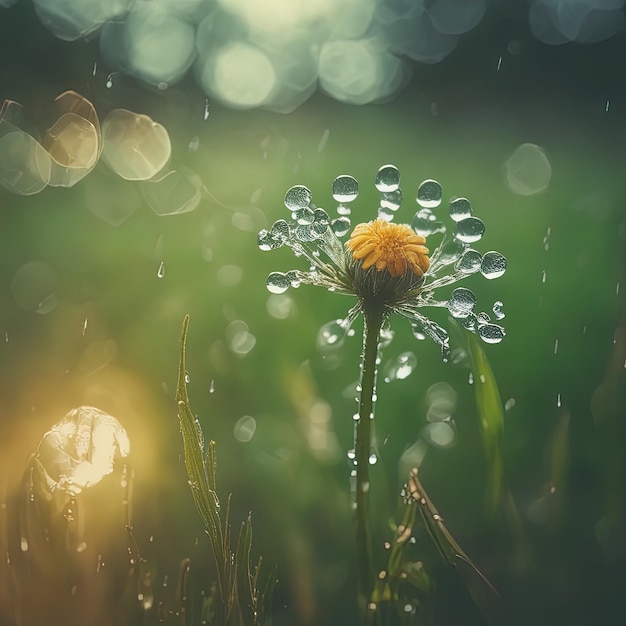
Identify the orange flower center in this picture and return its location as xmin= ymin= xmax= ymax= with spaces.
xmin=346 ymin=218 xmax=430 ymax=278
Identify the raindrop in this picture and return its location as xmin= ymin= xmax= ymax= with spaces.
xmin=605 ymin=100 xmax=610 ymax=113
xmin=368 ymin=453 xmax=377 ymax=465
xmin=497 ymin=56 xmax=502 ymax=71
xmin=480 ymin=251 xmax=507 ymax=279
xmin=478 ymin=323 xmax=506 ymax=344
xmin=468 ymin=372 xmax=474 ymax=384
xmin=505 ymin=398 xmax=516 ymax=411
xmin=266 ymin=272 xmax=290 ymax=294
xmin=383 ymin=351 xmax=417 ymax=382
xmin=234 ymin=416 xmax=256 ymax=442
xmin=454 ymin=217 xmax=485 ymax=243
xmin=209 ymin=379 xmax=215 ymax=393
xmin=82 ymin=317 xmax=88 ymax=336
xmin=284 ymin=185 xmax=312 ymax=211
xmin=449 ymin=197 xmax=472 ymax=222
xmin=332 ymin=174 xmax=359 ymax=203
xmin=455 ymin=249 xmax=482 ymax=274
xmin=332 ymin=216 xmax=351 ymax=236
xmin=317 ymin=318 xmax=350 ymax=351
xmin=554 ymin=338 xmax=559 ymax=355
xmin=447 ymin=287 xmax=476 ymax=319
xmin=411 ymin=209 xmax=445 ymax=237
xmin=106 ymin=73 xmax=114 ymax=88
xmin=317 ymin=128 xmax=330 ymax=153
xmin=157 ymin=261 xmax=165 ymax=278
xmin=416 ymin=179 xmax=442 ymax=208
xmin=92 ymin=62 xmax=97 ymax=77
xmin=188 ymin=136 xmax=200 ymax=152
xmin=380 ymin=188 xmax=403 ymax=212
xmin=556 ymin=393 xmax=562 ymax=408
xmin=185 ymin=373 xmax=190 ymax=384
xmin=375 ymin=164 xmax=400 ymax=192
xmin=204 ymin=98 xmax=210 ymax=120
xmin=492 ymin=301 xmax=505 ymax=320
xmin=541 ymin=270 xmax=547 ymax=284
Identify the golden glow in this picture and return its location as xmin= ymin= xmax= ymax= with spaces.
xmin=346 ymin=218 xmax=430 ymax=277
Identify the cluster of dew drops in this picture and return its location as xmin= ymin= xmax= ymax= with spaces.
xmin=258 ymin=164 xmax=507 ymax=347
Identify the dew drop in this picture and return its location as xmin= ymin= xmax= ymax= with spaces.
xmin=416 ymin=179 xmax=442 ymax=208
xmin=505 ymin=398 xmax=516 ymax=411
xmin=449 ymin=197 xmax=472 ymax=222
xmin=478 ymin=323 xmax=506 ymax=344
xmin=332 ymin=216 xmax=351 ymax=236
xmin=375 ymin=164 xmax=400 ymax=192
xmin=380 ymin=188 xmax=403 ymax=213
xmin=332 ymin=175 xmax=359 ymax=203
xmin=368 ymin=453 xmax=377 ymax=465
xmin=455 ymin=249 xmax=482 ymax=274
xmin=157 ymin=261 xmax=165 ymax=278
xmin=266 ymin=272 xmax=290 ymax=294
xmin=454 ymin=217 xmax=485 ymax=243
xmin=480 ymin=251 xmax=507 ymax=279
xmin=411 ymin=209 xmax=445 ymax=237
xmin=447 ymin=287 xmax=477 ymax=319
xmin=492 ymin=301 xmax=505 ymax=320
xmin=284 ymin=185 xmax=312 ymax=211
xmin=384 ymin=351 xmax=417 ymax=382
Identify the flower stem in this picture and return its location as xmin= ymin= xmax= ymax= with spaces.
xmin=355 ymin=303 xmax=384 ymax=608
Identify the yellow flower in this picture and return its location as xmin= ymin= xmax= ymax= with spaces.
xmin=347 ymin=219 xmax=430 ymax=278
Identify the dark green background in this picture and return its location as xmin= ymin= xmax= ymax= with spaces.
xmin=0 ymin=2 xmax=625 ymax=625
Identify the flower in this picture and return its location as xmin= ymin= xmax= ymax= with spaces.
xmin=258 ymin=165 xmax=506 ymax=361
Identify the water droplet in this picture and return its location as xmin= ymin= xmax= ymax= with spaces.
xmin=368 ymin=453 xmax=377 ymax=465
xmin=234 ymin=415 xmax=256 ymax=442
xmin=332 ymin=175 xmax=359 ymax=203
xmin=497 ymin=56 xmax=502 ymax=71
xmin=384 ymin=351 xmax=417 ymax=382
xmin=556 ymin=393 xmax=562 ymax=408
xmin=157 ymin=261 xmax=165 ymax=278
xmin=455 ymin=249 xmax=482 ymax=274
xmin=541 ymin=270 xmax=547 ymax=284
xmin=411 ymin=209 xmax=445 ymax=237
xmin=447 ymin=287 xmax=477 ymax=319
xmin=454 ymin=217 xmax=485 ymax=243
xmin=185 ymin=372 xmax=190 ymax=383
xmin=92 ymin=62 xmax=97 ymax=77
xmin=605 ymin=100 xmax=610 ymax=113
xmin=449 ymin=197 xmax=472 ymax=222
xmin=492 ymin=301 xmax=505 ymax=320
xmin=480 ymin=251 xmax=507 ymax=279
xmin=505 ymin=398 xmax=516 ymax=411
xmin=380 ymin=188 xmax=403 ymax=213
xmin=105 ymin=73 xmax=115 ymax=88
xmin=266 ymin=272 xmax=290 ymax=294
xmin=284 ymin=185 xmax=312 ymax=211
xmin=332 ymin=216 xmax=351 ymax=236
xmin=416 ymin=179 xmax=442 ymax=208
xmin=553 ymin=337 xmax=559 ymax=355
xmin=82 ymin=317 xmax=88 ymax=336
xmin=468 ymin=372 xmax=474 ymax=384
xmin=478 ymin=323 xmax=506 ymax=344
xmin=204 ymin=98 xmax=210 ymax=120
xmin=317 ymin=318 xmax=350 ymax=350
xmin=188 ymin=136 xmax=200 ymax=152
xmin=375 ymin=164 xmax=400 ymax=192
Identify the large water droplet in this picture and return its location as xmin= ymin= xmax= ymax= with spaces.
xmin=271 ymin=219 xmax=290 ymax=243
xmin=449 ymin=197 xmax=472 ymax=222
xmin=480 ymin=251 xmax=507 ymax=279
xmin=380 ymin=188 xmax=403 ymax=212
xmin=332 ymin=175 xmax=359 ymax=203
xmin=317 ymin=319 xmax=350 ymax=351
xmin=435 ymin=239 xmax=467 ymax=267
xmin=384 ymin=351 xmax=417 ymax=382
xmin=375 ymin=164 xmax=400 ymax=192
xmin=454 ymin=217 xmax=485 ymax=243
xmin=455 ymin=249 xmax=482 ymax=274
xmin=332 ymin=216 xmax=351 ymax=236
xmin=257 ymin=229 xmax=274 ymax=251
xmin=266 ymin=272 xmax=290 ymax=294
xmin=478 ymin=323 xmax=506 ymax=344
xmin=293 ymin=206 xmax=314 ymax=225
xmin=284 ymin=185 xmax=312 ymax=210
xmin=416 ymin=179 xmax=442 ymax=208
xmin=411 ymin=209 xmax=446 ymax=237
xmin=447 ymin=287 xmax=476 ymax=319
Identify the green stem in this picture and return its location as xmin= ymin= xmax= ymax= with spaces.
xmin=355 ymin=303 xmax=385 ymax=608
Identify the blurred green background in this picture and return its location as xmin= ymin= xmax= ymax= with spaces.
xmin=0 ymin=2 xmax=625 ymax=626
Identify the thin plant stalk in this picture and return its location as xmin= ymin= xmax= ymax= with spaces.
xmin=354 ymin=303 xmax=385 ymax=607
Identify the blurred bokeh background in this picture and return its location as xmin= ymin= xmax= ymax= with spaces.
xmin=0 ymin=1 xmax=625 ymax=625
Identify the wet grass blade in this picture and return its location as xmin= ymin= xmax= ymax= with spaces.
xmin=407 ymin=469 xmax=502 ymax=623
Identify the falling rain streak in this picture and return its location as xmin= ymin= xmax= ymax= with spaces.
xmin=157 ymin=261 xmax=165 ymax=278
